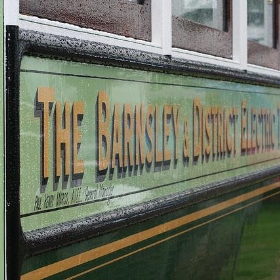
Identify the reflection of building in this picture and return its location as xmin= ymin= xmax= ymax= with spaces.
xmin=247 ymin=0 xmax=273 ymax=47
xmin=248 ymin=9 xmax=264 ymax=26
xmin=173 ymin=0 xmax=218 ymax=16
xmin=172 ymin=0 xmax=224 ymax=31
xmin=183 ymin=0 xmax=217 ymax=9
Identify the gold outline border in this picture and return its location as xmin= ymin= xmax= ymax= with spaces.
xmin=21 ymin=182 xmax=280 ymax=280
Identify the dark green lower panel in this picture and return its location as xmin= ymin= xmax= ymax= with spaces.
xmin=21 ymin=180 xmax=280 ymax=280
xmin=220 ymin=201 xmax=280 ymax=280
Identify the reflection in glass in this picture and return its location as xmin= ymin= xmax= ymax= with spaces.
xmin=247 ymin=0 xmax=274 ymax=47
xmin=172 ymin=0 xmax=226 ymax=31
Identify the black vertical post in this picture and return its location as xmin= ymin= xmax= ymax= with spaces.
xmin=6 ymin=25 xmax=22 ymax=280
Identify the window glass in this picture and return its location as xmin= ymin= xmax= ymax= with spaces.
xmin=172 ymin=0 xmax=232 ymax=58
xmin=247 ymin=0 xmax=279 ymax=69
xmin=20 ymin=0 xmax=151 ymax=41
xmin=247 ymin=0 xmax=274 ymax=47
xmin=172 ymin=0 xmax=227 ymax=31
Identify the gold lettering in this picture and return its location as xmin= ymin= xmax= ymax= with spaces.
xmin=226 ymin=108 xmax=232 ymax=153
xmin=183 ymin=117 xmax=189 ymax=158
xmin=251 ymin=107 xmax=257 ymax=150
xmin=172 ymin=106 xmax=181 ymax=161
xmin=163 ymin=105 xmax=172 ymax=162
xmin=72 ymin=101 xmax=84 ymax=174
xmin=97 ymin=91 xmax=110 ymax=171
xmin=257 ymin=109 xmax=262 ymax=149
xmin=135 ymin=104 xmax=145 ymax=166
xmin=241 ymin=100 xmax=247 ymax=151
xmin=193 ymin=98 xmax=202 ymax=158
xmin=55 ymin=101 xmax=71 ymax=177
xmin=217 ymin=106 xmax=223 ymax=154
xmin=204 ymin=107 xmax=211 ymax=156
xmin=146 ymin=105 xmax=154 ymax=165
xmin=265 ymin=109 xmax=269 ymax=149
xmin=233 ymin=107 xmax=238 ymax=154
xmin=266 ymin=110 xmax=270 ymax=148
xmin=123 ymin=103 xmax=134 ymax=167
xmin=155 ymin=106 xmax=163 ymax=163
xmin=111 ymin=103 xmax=123 ymax=168
xmin=261 ymin=108 xmax=266 ymax=150
xmin=37 ymin=87 xmax=54 ymax=178
xmin=212 ymin=106 xmax=217 ymax=155
xmin=271 ymin=113 xmax=275 ymax=147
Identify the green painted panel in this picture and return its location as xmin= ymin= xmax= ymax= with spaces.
xmin=20 ymin=179 xmax=280 ymax=279
xmin=219 ymin=199 xmax=280 ymax=280
xmin=20 ymin=56 xmax=280 ymax=232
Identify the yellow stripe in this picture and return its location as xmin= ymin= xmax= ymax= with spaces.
xmin=21 ymin=182 xmax=280 ymax=280
xmin=68 ymin=189 xmax=280 ymax=280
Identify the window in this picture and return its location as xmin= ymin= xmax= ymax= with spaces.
xmin=19 ymin=0 xmax=280 ymax=74
xmin=248 ymin=0 xmax=274 ymax=47
xmin=172 ymin=0 xmax=232 ymax=58
xmin=19 ymin=0 xmax=151 ymax=41
xmin=247 ymin=0 xmax=279 ymax=69
xmin=174 ymin=0 xmax=227 ymax=31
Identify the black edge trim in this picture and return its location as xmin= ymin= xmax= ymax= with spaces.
xmin=19 ymin=29 xmax=280 ymax=88
xmin=17 ymin=29 xmax=280 ymax=257
xmin=6 ymin=26 xmax=25 ymax=279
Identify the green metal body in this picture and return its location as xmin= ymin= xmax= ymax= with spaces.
xmin=18 ymin=55 xmax=280 ymax=279
xmin=21 ymin=179 xmax=280 ymax=279
xmin=20 ymin=56 xmax=280 ymax=231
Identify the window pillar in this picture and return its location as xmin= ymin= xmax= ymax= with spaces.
xmin=152 ymin=0 xmax=172 ymax=55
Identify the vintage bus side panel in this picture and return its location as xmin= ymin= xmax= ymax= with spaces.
xmin=1 ymin=1 xmax=280 ymax=279
xmin=20 ymin=180 xmax=280 ymax=279
xmin=16 ymin=30 xmax=280 ymax=279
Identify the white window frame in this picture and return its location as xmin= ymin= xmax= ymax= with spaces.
xmin=3 ymin=0 xmax=280 ymax=78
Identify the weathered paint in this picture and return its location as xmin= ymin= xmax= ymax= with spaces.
xmin=19 ymin=56 xmax=280 ymax=232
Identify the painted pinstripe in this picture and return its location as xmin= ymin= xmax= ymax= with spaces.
xmin=21 ymin=181 xmax=280 ymax=279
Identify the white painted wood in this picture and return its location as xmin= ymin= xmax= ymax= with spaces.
xmin=4 ymin=0 xmax=19 ymax=26
xmin=19 ymin=2 xmax=280 ymax=77
xmin=247 ymin=64 xmax=280 ymax=78
xmin=152 ymin=0 xmax=172 ymax=55
xmin=232 ymin=0 xmax=247 ymax=70
xmin=172 ymin=47 xmax=241 ymax=69
xmin=19 ymin=15 xmax=161 ymax=54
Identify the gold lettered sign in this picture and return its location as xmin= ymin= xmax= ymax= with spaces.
xmin=19 ymin=56 xmax=280 ymax=232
